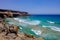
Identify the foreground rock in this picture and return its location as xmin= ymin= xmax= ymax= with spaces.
xmin=0 ymin=18 xmax=44 ymax=40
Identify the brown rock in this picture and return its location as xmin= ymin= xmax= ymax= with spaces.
xmin=0 ymin=23 xmax=4 ymax=32
xmin=5 ymin=25 xmax=19 ymax=36
xmin=15 ymin=37 xmax=21 ymax=40
xmin=24 ymin=33 xmax=34 ymax=38
xmin=17 ymin=33 xmax=25 ymax=38
xmin=37 ymin=37 xmax=44 ymax=40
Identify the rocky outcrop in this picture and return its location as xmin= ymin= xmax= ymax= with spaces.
xmin=0 ymin=18 xmax=44 ymax=40
xmin=0 ymin=9 xmax=30 ymax=18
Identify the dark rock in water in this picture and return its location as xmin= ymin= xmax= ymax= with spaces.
xmin=24 ymin=33 xmax=35 ymax=39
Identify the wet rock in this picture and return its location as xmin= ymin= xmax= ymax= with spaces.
xmin=37 ymin=37 xmax=44 ymax=40
xmin=24 ymin=33 xmax=35 ymax=39
xmin=23 ymin=33 xmax=37 ymax=40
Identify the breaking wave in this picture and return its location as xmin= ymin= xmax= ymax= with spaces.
xmin=42 ymin=25 xmax=60 ymax=32
xmin=14 ymin=18 xmax=40 ymax=25
xmin=42 ymin=25 xmax=49 ymax=27
xmin=31 ymin=29 xmax=42 ymax=35
xmin=47 ymin=21 xmax=55 ymax=24
xmin=50 ymin=26 xmax=60 ymax=32
xmin=14 ymin=18 xmax=60 ymax=32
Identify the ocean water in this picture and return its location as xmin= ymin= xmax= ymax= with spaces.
xmin=5 ymin=15 xmax=60 ymax=40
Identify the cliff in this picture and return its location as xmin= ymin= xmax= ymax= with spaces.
xmin=0 ymin=9 xmax=30 ymax=18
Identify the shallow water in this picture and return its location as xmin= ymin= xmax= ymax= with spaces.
xmin=5 ymin=15 xmax=60 ymax=40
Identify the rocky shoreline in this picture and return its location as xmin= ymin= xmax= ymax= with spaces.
xmin=0 ymin=17 xmax=44 ymax=40
xmin=0 ymin=9 xmax=43 ymax=40
xmin=0 ymin=9 xmax=30 ymax=18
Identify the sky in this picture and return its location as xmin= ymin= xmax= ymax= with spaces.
xmin=0 ymin=0 xmax=60 ymax=14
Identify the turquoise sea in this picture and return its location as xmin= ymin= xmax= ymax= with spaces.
xmin=5 ymin=15 xmax=60 ymax=40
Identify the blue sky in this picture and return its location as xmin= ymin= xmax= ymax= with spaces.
xmin=0 ymin=0 xmax=60 ymax=14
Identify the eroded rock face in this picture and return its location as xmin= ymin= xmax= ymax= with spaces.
xmin=0 ymin=18 xmax=44 ymax=40
xmin=5 ymin=25 xmax=19 ymax=37
xmin=0 ymin=23 xmax=5 ymax=33
xmin=24 ymin=33 xmax=35 ymax=38
xmin=0 ymin=9 xmax=30 ymax=18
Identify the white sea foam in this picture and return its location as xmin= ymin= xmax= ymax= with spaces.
xmin=14 ymin=18 xmax=19 ymax=20
xmin=42 ymin=25 xmax=52 ymax=28
xmin=50 ymin=26 xmax=60 ymax=32
xmin=47 ymin=21 xmax=55 ymax=24
xmin=31 ymin=29 xmax=42 ymax=35
xmin=14 ymin=18 xmax=40 ymax=25
xmin=42 ymin=25 xmax=60 ymax=32
xmin=14 ymin=18 xmax=26 ymax=22
xmin=24 ymin=20 xmax=40 ymax=25
xmin=42 ymin=25 xmax=48 ymax=27
xmin=20 ymin=27 xmax=22 ymax=29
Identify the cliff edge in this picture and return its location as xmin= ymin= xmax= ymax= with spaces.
xmin=0 ymin=9 xmax=30 ymax=18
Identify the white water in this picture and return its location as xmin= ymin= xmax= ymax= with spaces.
xmin=42 ymin=25 xmax=60 ymax=32
xmin=31 ymin=29 xmax=42 ymax=35
xmin=14 ymin=18 xmax=40 ymax=25
xmin=14 ymin=18 xmax=60 ymax=32
xmin=50 ymin=26 xmax=60 ymax=32
xmin=47 ymin=21 xmax=55 ymax=24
